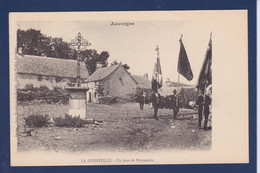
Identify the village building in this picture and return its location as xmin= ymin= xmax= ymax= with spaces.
xmin=160 ymin=80 xmax=199 ymax=108
xmin=132 ymin=74 xmax=151 ymax=91
xmin=85 ymin=64 xmax=138 ymax=103
xmin=15 ymin=54 xmax=89 ymax=90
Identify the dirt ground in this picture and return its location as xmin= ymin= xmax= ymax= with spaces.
xmin=16 ymin=102 xmax=211 ymax=152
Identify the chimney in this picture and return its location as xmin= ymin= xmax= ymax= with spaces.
xmin=96 ymin=61 xmax=104 ymax=69
xmin=144 ymin=73 xmax=148 ymax=79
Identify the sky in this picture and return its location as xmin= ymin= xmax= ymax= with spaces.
xmin=16 ymin=12 xmax=225 ymax=85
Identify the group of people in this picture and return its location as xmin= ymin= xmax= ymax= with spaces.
xmin=137 ymin=88 xmax=212 ymax=130
xmin=151 ymin=89 xmax=179 ymax=120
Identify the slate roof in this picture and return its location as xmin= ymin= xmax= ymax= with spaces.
xmin=86 ymin=65 xmax=120 ymax=82
xmin=16 ymin=54 xmax=89 ymax=78
xmin=132 ymin=75 xmax=151 ymax=89
xmin=86 ymin=65 xmax=138 ymax=84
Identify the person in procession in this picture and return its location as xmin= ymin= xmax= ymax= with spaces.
xmin=170 ymin=89 xmax=178 ymax=119
xmin=196 ymin=87 xmax=212 ymax=130
xmin=138 ymin=91 xmax=146 ymax=110
xmin=151 ymin=90 xmax=161 ymax=120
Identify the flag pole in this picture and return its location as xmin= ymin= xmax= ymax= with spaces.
xmin=156 ymin=45 xmax=159 ymax=92
xmin=177 ymin=68 xmax=180 ymax=106
xmin=201 ymin=32 xmax=212 ymax=128
xmin=177 ymin=34 xmax=183 ymax=108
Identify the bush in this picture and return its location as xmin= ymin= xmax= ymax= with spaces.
xmin=17 ymin=87 xmax=69 ymax=104
xmin=24 ymin=114 xmax=50 ymax=128
xmin=126 ymin=93 xmax=138 ymax=102
xmin=24 ymin=84 xmax=34 ymax=90
xmin=53 ymin=114 xmax=85 ymax=127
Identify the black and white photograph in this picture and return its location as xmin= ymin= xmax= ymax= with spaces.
xmin=9 ymin=11 xmax=248 ymax=166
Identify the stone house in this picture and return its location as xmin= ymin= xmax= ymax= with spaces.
xmin=85 ymin=64 xmax=138 ymax=103
xmin=132 ymin=74 xmax=151 ymax=91
xmin=15 ymin=54 xmax=89 ymax=90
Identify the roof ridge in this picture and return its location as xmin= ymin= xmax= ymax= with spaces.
xmin=86 ymin=65 xmax=119 ymax=82
xmin=18 ymin=54 xmax=81 ymax=63
xmin=16 ymin=54 xmax=89 ymax=78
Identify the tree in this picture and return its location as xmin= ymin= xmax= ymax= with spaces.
xmin=98 ymin=51 xmax=109 ymax=66
xmin=17 ymin=28 xmax=74 ymax=59
xmin=49 ymin=37 xmax=73 ymax=59
xmin=80 ymin=49 xmax=100 ymax=75
xmin=122 ymin=64 xmax=130 ymax=71
xmin=111 ymin=60 xmax=119 ymax=66
xmin=17 ymin=28 xmax=111 ymax=75
xmin=17 ymin=29 xmax=51 ymax=56
xmin=111 ymin=60 xmax=130 ymax=71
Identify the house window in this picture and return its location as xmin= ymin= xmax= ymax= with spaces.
xmin=94 ymin=92 xmax=97 ymax=98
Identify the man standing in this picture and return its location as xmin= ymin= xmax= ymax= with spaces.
xmin=138 ymin=92 xmax=146 ymax=110
xmin=151 ymin=91 xmax=161 ymax=120
xmin=196 ymin=92 xmax=212 ymax=130
xmin=170 ymin=90 xmax=178 ymax=119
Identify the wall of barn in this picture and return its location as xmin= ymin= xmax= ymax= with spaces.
xmin=103 ymin=66 xmax=136 ymax=99
xmin=16 ymin=73 xmax=72 ymax=90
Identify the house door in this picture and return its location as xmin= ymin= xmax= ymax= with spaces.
xmin=89 ymin=93 xmax=92 ymax=103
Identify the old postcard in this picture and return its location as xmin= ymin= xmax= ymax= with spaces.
xmin=9 ymin=10 xmax=248 ymax=166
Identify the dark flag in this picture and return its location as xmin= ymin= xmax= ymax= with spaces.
xmin=151 ymin=77 xmax=158 ymax=91
xmin=178 ymin=39 xmax=193 ymax=81
xmin=196 ymin=37 xmax=212 ymax=92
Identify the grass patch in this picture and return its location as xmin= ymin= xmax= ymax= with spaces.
xmin=53 ymin=114 xmax=85 ymax=127
xmin=24 ymin=114 xmax=50 ymax=128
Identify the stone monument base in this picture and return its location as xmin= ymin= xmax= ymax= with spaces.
xmin=65 ymin=87 xmax=89 ymax=119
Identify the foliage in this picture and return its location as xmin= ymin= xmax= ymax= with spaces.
xmin=24 ymin=114 xmax=50 ymax=128
xmin=96 ymin=82 xmax=104 ymax=97
xmin=122 ymin=64 xmax=130 ymax=71
xmin=80 ymin=50 xmax=109 ymax=75
xmin=48 ymin=37 xmax=75 ymax=59
xmin=17 ymin=86 xmax=69 ymax=104
xmin=111 ymin=60 xmax=130 ymax=71
xmin=24 ymin=84 xmax=34 ymax=90
xmin=99 ymin=51 xmax=110 ymax=65
xmin=126 ymin=93 xmax=138 ymax=102
xmin=17 ymin=29 xmax=74 ymax=59
xmin=53 ymin=114 xmax=85 ymax=127
xmin=17 ymin=29 xmax=110 ymax=75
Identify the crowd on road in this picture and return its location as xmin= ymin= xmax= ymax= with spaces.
xmin=136 ymin=87 xmax=212 ymax=130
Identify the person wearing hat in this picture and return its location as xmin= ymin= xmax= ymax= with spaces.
xmin=138 ymin=91 xmax=146 ymax=110
xmin=151 ymin=90 xmax=161 ymax=120
xmin=170 ymin=89 xmax=178 ymax=119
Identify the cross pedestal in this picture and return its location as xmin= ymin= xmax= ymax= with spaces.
xmin=65 ymin=87 xmax=89 ymax=119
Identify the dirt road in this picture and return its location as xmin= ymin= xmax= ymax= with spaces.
xmin=17 ymin=102 xmax=211 ymax=152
